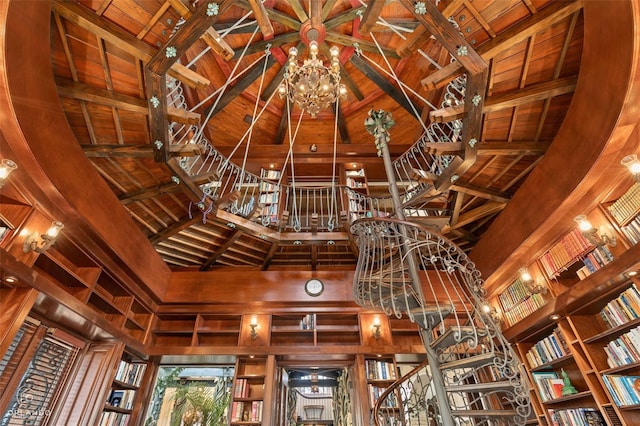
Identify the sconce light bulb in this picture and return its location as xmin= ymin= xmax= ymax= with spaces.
xmin=46 ymin=221 xmax=64 ymax=238
xmin=0 ymin=159 xmax=17 ymax=179
xmin=621 ymin=154 xmax=640 ymax=175
xmin=519 ymin=267 xmax=532 ymax=282
xmin=574 ymin=214 xmax=594 ymax=232
xmin=482 ymin=304 xmax=491 ymax=313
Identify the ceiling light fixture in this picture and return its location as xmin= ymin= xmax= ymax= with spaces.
xmin=279 ymin=40 xmax=346 ymax=117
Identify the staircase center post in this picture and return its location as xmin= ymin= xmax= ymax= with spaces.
xmin=366 ymin=110 xmax=454 ymax=426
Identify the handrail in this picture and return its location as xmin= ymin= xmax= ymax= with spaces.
xmin=351 ymin=217 xmax=532 ymax=425
xmin=163 ymin=73 xmax=465 ymax=233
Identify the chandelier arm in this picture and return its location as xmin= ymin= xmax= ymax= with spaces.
xmin=356 ymin=0 xmax=411 ymax=39
xmin=369 ymin=32 xmax=431 ymax=133
xmin=360 ymin=38 xmax=438 ymax=114
xmin=238 ymin=47 xmax=273 ymax=189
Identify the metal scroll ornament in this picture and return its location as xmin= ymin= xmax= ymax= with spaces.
xmin=364 ymin=109 xmax=395 ymax=156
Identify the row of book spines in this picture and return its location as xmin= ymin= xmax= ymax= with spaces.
xmin=345 ymin=177 xmax=367 ymax=188
xmin=365 ymin=360 xmax=396 ymax=381
xmin=539 ymin=229 xmax=592 ymax=277
xmin=234 ymin=378 xmax=250 ymax=398
xmin=99 ymin=411 xmax=130 ymax=426
xmin=547 ymin=408 xmax=605 ymax=426
xmin=258 ymin=193 xmax=278 ymax=204
xmin=502 ymin=293 xmax=545 ymax=327
xmin=602 ymin=374 xmax=640 ymax=406
xmin=599 ymin=285 xmax=640 ymax=328
xmin=532 ymin=373 xmax=565 ymax=402
xmin=621 ymin=215 xmax=640 ymax=245
xmin=230 ymin=400 xmax=263 ymax=422
xmin=498 ymin=278 xmax=530 ymax=310
xmin=115 ymin=361 xmax=146 ymax=388
xmin=261 ymin=169 xmax=281 ymax=179
xmin=300 ymin=314 xmax=315 ymax=330
xmin=603 ymin=326 xmax=640 ymax=368
xmin=106 ymin=389 xmax=137 ymax=410
xmin=368 ymin=384 xmax=397 ymax=408
xmin=526 ymin=328 xmax=570 ymax=368
xmin=608 ymin=182 xmax=640 ymax=224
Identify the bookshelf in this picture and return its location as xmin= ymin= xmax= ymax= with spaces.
xmin=100 ymin=355 xmax=148 ymax=426
xmin=258 ymin=168 xmax=282 ymax=225
xmin=230 ymin=356 xmax=274 ymax=425
xmin=606 ymin=183 xmax=640 ymax=246
xmin=344 ymin=167 xmax=370 ymax=222
xmin=515 ymin=321 xmax=607 ymax=425
xmin=498 ymin=275 xmax=547 ymax=327
xmin=363 ymin=355 xmax=402 ymax=424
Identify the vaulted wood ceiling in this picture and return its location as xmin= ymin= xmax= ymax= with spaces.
xmin=50 ymin=0 xmax=583 ymax=271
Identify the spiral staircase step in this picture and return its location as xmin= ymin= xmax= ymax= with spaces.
xmin=409 ymin=304 xmax=453 ymax=330
xmin=431 ymin=325 xmax=488 ymax=350
xmin=440 ymin=351 xmax=506 ymax=371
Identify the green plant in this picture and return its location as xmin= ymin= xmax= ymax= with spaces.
xmin=170 ymin=378 xmax=230 ymax=426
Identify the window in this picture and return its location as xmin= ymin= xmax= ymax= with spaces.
xmin=0 ymin=319 xmax=82 ymax=426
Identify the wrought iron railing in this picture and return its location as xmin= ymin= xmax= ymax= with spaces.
xmin=163 ymin=73 xmax=465 ymax=232
xmin=351 ymin=218 xmax=531 ymax=426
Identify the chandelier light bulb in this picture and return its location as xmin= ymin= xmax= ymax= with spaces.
xmin=280 ymin=41 xmax=346 ymax=117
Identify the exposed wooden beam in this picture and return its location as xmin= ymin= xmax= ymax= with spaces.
xmin=420 ymin=0 xmax=582 ymax=90
xmin=53 ymin=0 xmax=210 ymax=89
xmin=261 ymin=243 xmax=280 ymax=271
xmin=448 ymin=201 xmax=506 ymax=230
xmin=202 ymin=28 xmax=235 ymax=61
xmin=349 ymin=54 xmax=420 ymax=118
xmin=274 ymin=102 xmax=290 ymax=145
xmin=56 ymin=78 xmax=147 ymax=113
xmin=147 ymin=0 xmax=234 ymax=76
xmin=149 ymin=215 xmax=202 ymax=245
xmin=205 ymin=55 xmax=278 ymax=117
xmin=325 ymin=32 xmax=400 ymax=58
xmin=477 ymin=141 xmax=551 ymax=156
xmin=450 ymin=183 xmax=511 ymax=203
xmin=201 ymin=229 xmax=244 ymax=270
xmin=398 ymin=0 xmax=486 ymax=74
xmin=233 ymin=32 xmax=300 ymax=59
xmin=167 ymin=107 xmax=201 ymax=125
xmin=288 ymin=0 xmax=309 ymax=22
xmin=247 ymin=0 xmax=274 ymax=39
xmin=396 ymin=0 xmax=464 ymax=57
xmin=358 ymin=0 xmax=385 ymax=34
xmin=82 ymin=144 xmax=203 ymax=158
xmin=332 ymin=104 xmax=351 ymax=144
xmin=146 ymin=71 xmax=170 ymax=162
xmin=429 ymin=76 xmax=577 ymax=123
xmin=119 ymin=182 xmax=181 ymax=204
xmin=324 ymin=6 xmax=366 ymax=30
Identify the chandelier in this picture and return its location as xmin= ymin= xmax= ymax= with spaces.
xmin=279 ymin=40 xmax=346 ymax=117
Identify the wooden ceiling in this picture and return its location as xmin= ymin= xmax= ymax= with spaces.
xmin=50 ymin=0 xmax=584 ymax=271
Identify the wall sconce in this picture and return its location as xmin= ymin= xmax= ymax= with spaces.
xmin=574 ymin=215 xmax=616 ymax=247
xmin=23 ymin=221 xmax=64 ymax=253
xmin=481 ymin=303 xmax=501 ymax=324
xmin=249 ymin=315 xmax=258 ymax=340
xmin=0 ymin=159 xmax=18 ymax=188
xmin=519 ymin=267 xmax=547 ymax=295
xmin=621 ymin=154 xmax=640 ymax=182
xmin=372 ymin=316 xmax=381 ymax=340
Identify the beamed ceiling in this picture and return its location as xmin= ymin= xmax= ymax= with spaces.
xmin=50 ymin=0 xmax=584 ymax=271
